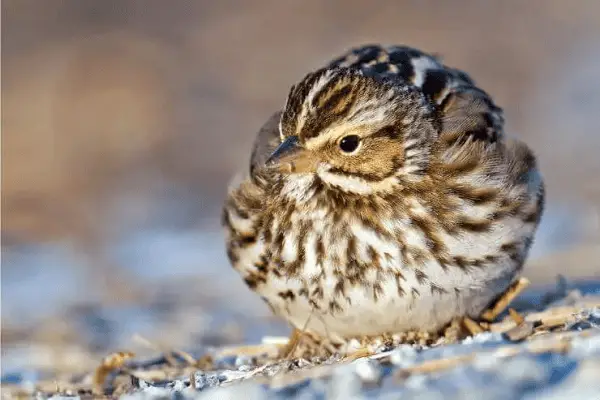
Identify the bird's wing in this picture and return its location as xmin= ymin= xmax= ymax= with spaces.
xmin=224 ymin=112 xmax=283 ymax=234
xmin=248 ymin=111 xmax=283 ymax=184
xmin=329 ymin=44 xmax=504 ymax=146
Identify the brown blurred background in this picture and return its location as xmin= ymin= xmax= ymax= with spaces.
xmin=2 ymin=0 xmax=600 ymax=372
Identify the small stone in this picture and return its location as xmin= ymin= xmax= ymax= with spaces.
xmin=503 ymin=321 xmax=535 ymax=342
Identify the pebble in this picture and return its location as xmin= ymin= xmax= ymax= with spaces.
xmin=503 ymin=321 xmax=535 ymax=342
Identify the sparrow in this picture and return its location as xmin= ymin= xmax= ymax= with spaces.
xmin=222 ymin=44 xmax=545 ymax=355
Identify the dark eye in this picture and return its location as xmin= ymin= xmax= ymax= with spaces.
xmin=338 ymin=135 xmax=360 ymax=153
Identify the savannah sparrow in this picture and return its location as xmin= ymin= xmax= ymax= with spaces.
xmin=222 ymin=45 xmax=544 ymax=355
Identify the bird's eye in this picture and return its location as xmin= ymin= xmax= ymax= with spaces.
xmin=338 ymin=135 xmax=361 ymax=153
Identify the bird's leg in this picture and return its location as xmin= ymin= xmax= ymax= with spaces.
xmin=441 ymin=278 xmax=531 ymax=341
xmin=279 ymin=328 xmax=303 ymax=359
xmin=278 ymin=328 xmax=338 ymax=359
xmin=278 ymin=310 xmax=336 ymax=359
xmin=480 ymin=277 xmax=530 ymax=322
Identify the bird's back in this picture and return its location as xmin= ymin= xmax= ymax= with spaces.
xmin=329 ymin=44 xmax=505 ymax=145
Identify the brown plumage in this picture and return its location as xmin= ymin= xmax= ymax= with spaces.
xmin=222 ymin=44 xmax=544 ymax=355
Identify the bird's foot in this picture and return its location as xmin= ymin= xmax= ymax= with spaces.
xmin=277 ymin=328 xmax=340 ymax=360
xmin=442 ymin=277 xmax=532 ymax=342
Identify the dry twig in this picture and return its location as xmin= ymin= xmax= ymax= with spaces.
xmin=462 ymin=317 xmax=485 ymax=335
xmin=93 ymin=351 xmax=135 ymax=395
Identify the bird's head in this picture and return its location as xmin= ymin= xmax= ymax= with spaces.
xmin=266 ymin=68 xmax=438 ymax=196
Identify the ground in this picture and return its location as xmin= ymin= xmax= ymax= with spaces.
xmin=2 ymin=277 xmax=599 ymax=399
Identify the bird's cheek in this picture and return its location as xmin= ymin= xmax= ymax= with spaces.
xmin=289 ymin=153 xmax=320 ymax=174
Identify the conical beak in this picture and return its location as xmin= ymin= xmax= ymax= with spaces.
xmin=265 ymin=135 xmax=301 ymax=166
xmin=264 ymin=135 xmax=317 ymax=173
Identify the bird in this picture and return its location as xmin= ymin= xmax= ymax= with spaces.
xmin=222 ymin=44 xmax=545 ymax=357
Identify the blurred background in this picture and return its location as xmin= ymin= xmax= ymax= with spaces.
xmin=2 ymin=0 xmax=600 ymax=375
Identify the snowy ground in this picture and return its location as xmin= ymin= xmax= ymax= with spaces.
xmin=2 ymin=278 xmax=599 ymax=399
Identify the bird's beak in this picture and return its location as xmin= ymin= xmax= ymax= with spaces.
xmin=265 ymin=135 xmax=317 ymax=173
xmin=266 ymin=135 xmax=301 ymax=166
